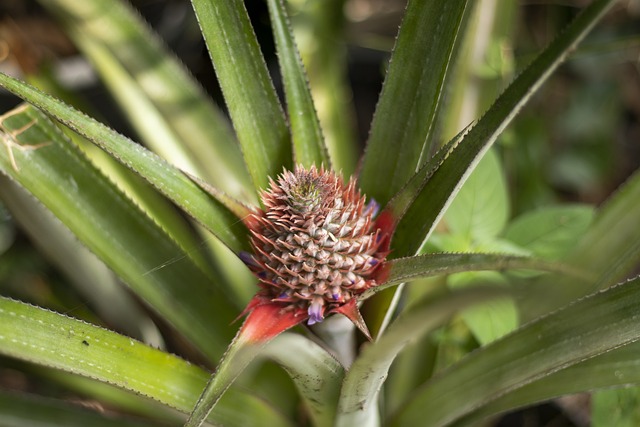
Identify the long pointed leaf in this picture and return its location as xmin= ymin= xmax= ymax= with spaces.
xmin=191 ymin=0 xmax=292 ymax=190
xmin=358 ymin=0 xmax=473 ymax=205
xmin=0 ymin=297 xmax=292 ymax=427
xmin=0 ymin=104 xmax=235 ymax=360
xmin=0 ymin=74 xmax=250 ymax=254
xmin=457 ymin=341 xmax=640 ymax=425
xmin=392 ymin=275 xmax=640 ymax=427
xmin=38 ymin=0 xmax=253 ymax=201
xmin=289 ymin=0 xmax=359 ymax=175
xmin=185 ymin=300 xmax=307 ymax=427
xmin=522 ymin=168 xmax=640 ymax=320
xmin=267 ymin=0 xmax=329 ymax=168
xmin=365 ymin=252 xmax=588 ymax=297
xmin=390 ymin=0 xmax=617 ymax=257
xmin=0 ymin=176 xmax=162 ymax=346
xmin=336 ymin=286 xmax=506 ymax=426
xmin=262 ymin=333 xmax=344 ymax=427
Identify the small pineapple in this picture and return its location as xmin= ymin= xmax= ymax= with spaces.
xmin=241 ymin=166 xmax=386 ymax=336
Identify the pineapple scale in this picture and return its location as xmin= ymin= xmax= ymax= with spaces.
xmin=246 ymin=166 xmax=384 ymax=324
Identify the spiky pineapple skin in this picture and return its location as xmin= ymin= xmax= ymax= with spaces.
xmin=246 ymin=166 xmax=384 ymax=324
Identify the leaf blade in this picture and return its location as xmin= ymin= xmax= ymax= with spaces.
xmin=358 ymin=0 xmax=473 ymax=205
xmin=0 ymin=74 xmax=250 ymax=254
xmin=390 ymin=0 xmax=618 ymax=257
xmin=0 ymin=297 xmax=291 ymax=427
xmin=267 ymin=0 xmax=329 ymax=169
xmin=191 ymin=0 xmax=292 ymax=190
xmin=367 ymin=252 xmax=587 ymax=297
xmin=0 ymin=104 xmax=236 ymax=359
xmin=392 ymin=275 xmax=640 ymax=427
xmin=38 ymin=0 xmax=253 ymax=200
xmin=458 ymin=341 xmax=640 ymax=425
xmin=336 ymin=287 xmax=506 ymax=426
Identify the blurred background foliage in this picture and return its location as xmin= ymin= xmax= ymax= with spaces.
xmin=0 ymin=0 xmax=638 ymax=425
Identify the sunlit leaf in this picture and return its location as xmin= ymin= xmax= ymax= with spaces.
xmin=38 ymin=0 xmax=253 ymax=201
xmin=0 ymin=105 xmax=236 ymax=359
xmin=191 ymin=0 xmax=292 ymax=190
xmin=392 ymin=275 xmax=640 ymax=427
xmin=0 ymin=74 xmax=250 ymax=254
xmin=0 ymin=297 xmax=291 ymax=427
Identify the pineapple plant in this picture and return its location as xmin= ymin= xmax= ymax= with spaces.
xmin=0 ymin=0 xmax=639 ymax=426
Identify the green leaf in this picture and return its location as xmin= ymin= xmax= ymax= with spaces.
xmin=0 ymin=297 xmax=292 ymax=427
xmin=191 ymin=0 xmax=292 ymax=190
xmin=504 ymin=204 xmax=595 ymax=259
xmin=449 ymin=272 xmax=517 ymax=344
xmin=0 ymin=390 xmax=159 ymax=427
xmin=457 ymin=341 xmax=640 ymax=425
xmin=367 ymin=252 xmax=587 ymax=297
xmin=185 ymin=302 xmax=307 ymax=427
xmin=567 ymin=169 xmax=640 ymax=289
xmin=0 ymin=74 xmax=250 ymax=254
xmin=390 ymin=0 xmax=617 ymax=257
xmin=38 ymin=0 xmax=253 ymax=201
xmin=335 ymin=286 xmax=506 ymax=426
xmin=267 ymin=0 xmax=329 ymax=169
xmin=444 ymin=149 xmax=509 ymax=242
xmin=0 ymin=105 xmax=236 ymax=360
xmin=0 ymin=177 xmax=163 ymax=346
xmin=593 ymin=388 xmax=640 ymax=427
xmin=288 ymin=0 xmax=359 ymax=176
xmin=262 ymin=333 xmax=344 ymax=427
xmin=522 ymin=169 xmax=640 ymax=319
xmin=391 ymin=275 xmax=640 ymax=427
xmin=359 ymin=0 xmax=473 ymax=206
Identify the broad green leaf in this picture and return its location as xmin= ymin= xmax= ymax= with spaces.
xmin=449 ymin=272 xmax=517 ymax=344
xmin=0 ymin=177 xmax=163 ymax=347
xmin=191 ymin=0 xmax=292 ymax=190
xmin=567 ymin=169 xmax=640 ymax=289
xmin=444 ymin=149 xmax=509 ymax=243
xmin=0 ymin=297 xmax=292 ymax=427
xmin=366 ymin=252 xmax=587 ymax=297
xmin=522 ymin=168 xmax=640 ymax=319
xmin=0 ymin=105 xmax=235 ymax=360
xmin=0 ymin=390 xmax=158 ymax=427
xmin=504 ymin=204 xmax=595 ymax=259
xmin=38 ymin=0 xmax=253 ymax=201
xmin=0 ymin=74 xmax=250 ymax=254
xmin=390 ymin=0 xmax=617 ymax=257
xmin=288 ymin=0 xmax=359 ymax=175
xmin=359 ymin=0 xmax=473 ymax=206
xmin=592 ymin=388 xmax=640 ymax=427
xmin=391 ymin=275 xmax=640 ymax=427
xmin=455 ymin=341 xmax=640 ymax=426
xmin=267 ymin=0 xmax=329 ymax=169
xmin=263 ymin=333 xmax=344 ymax=427
xmin=336 ymin=286 xmax=506 ymax=426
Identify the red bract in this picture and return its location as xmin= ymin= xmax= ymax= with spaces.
xmin=239 ymin=166 xmax=392 ymax=341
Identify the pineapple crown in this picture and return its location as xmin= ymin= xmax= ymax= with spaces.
xmin=241 ymin=166 xmax=387 ymax=333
